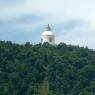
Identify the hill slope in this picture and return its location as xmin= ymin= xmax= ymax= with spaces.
xmin=0 ymin=41 xmax=95 ymax=95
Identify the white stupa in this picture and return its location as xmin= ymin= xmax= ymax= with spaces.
xmin=41 ymin=24 xmax=55 ymax=45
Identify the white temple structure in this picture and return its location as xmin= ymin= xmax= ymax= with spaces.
xmin=41 ymin=24 xmax=55 ymax=45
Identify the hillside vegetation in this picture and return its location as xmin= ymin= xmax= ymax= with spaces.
xmin=0 ymin=41 xmax=95 ymax=95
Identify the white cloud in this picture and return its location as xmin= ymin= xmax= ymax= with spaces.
xmin=1 ymin=0 xmax=95 ymax=22
xmin=0 ymin=0 xmax=95 ymax=49
xmin=56 ymin=25 xmax=95 ymax=49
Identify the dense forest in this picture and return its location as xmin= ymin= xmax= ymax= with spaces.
xmin=0 ymin=41 xmax=95 ymax=95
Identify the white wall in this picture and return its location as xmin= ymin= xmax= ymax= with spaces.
xmin=41 ymin=35 xmax=55 ymax=45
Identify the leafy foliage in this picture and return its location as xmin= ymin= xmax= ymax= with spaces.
xmin=0 ymin=41 xmax=95 ymax=95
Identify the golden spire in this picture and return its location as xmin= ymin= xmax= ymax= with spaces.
xmin=46 ymin=24 xmax=51 ymax=31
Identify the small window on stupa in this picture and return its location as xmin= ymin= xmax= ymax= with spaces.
xmin=49 ymin=38 xmax=52 ymax=42
xmin=41 ymin=38 xmax=43 ymax=43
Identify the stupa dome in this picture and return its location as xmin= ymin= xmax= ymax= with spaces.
xmin=41 ymin=24 xmax=55 ymax=45
xmin=42 ymin=31 xmax=54 ymax=36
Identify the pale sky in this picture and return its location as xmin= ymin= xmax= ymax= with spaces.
xmin=0 ymin=0 xmax=95 ymax=49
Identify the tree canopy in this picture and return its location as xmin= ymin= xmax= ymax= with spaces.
xmin=0 ymin=41 xmax=95 ymax=95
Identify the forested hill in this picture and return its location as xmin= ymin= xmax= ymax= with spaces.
xmin=0 ymin=41 xmax=95 ymax=95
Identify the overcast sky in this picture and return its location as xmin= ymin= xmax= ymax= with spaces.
xmin=0 ymin=0 xmax=95 ymax=49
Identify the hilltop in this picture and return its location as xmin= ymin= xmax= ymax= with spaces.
xmin=0 ymin=41 xmax=95 ymax=95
